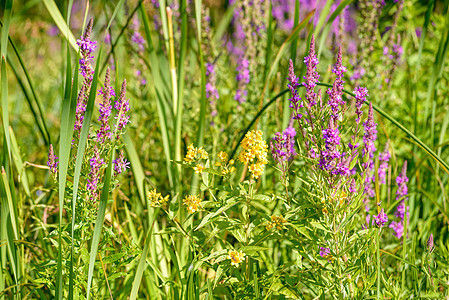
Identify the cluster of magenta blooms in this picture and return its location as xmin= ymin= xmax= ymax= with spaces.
xmin=274 ymin=36 xmax=409 ymax=257
xmin=48 ymin=19 xmax=130 ymax=202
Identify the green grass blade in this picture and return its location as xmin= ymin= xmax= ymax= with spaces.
xmin=86 ymin=150 xmax=114 ymax=300
xmin=9 ymin=127 xmax=30 ymax=197
xmin=174 ymin=0 xmax=188 ymax=193
xmin=189 ymin=0 xmax=207 ymax=195
xmin=140 ymin=5 xmax=174 ymax=190
xmin=129 ymin=226 xmax=154 ymax=300
xmin=42 ymin=0 xmax=78 ymax=51
xmin=123 ymin=133 xmax=145 ymax=202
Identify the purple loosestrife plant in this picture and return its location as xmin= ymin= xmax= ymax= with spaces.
xmin=114 ymin=80 xmax=131 ymax=140
xmin=287 ymin=59 xmax=303 ymax=120
xmin=113 ymin=150 xmax=130 ymax=177
xmin=303 ymin=35 xmax=319 ymax=108
xmin=390 ymin=161 xmax=409 ymax=239
xmin=373 ymin=208 xmax=388 ymax=227
xmin=319 ymin=247 xmax=330 ymax=258
xmin=327 ymin=47 xmax=347 ymax=119
xmin=86 ymin=145 xmax=104 ymax=202
xmin=271 ymin=126 xmax=297 ymax=186
xmin=96 ymin=68 xmax=114 ymax=143
xmin=47 ymin=144 xmax=58 ymax=179
xmin=74 ymin=19 xmax=96 ymax=134
xmin=77 ymin=19 xmax=97 ymax=80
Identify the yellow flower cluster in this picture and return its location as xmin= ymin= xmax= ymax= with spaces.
xmin=227 ymin=250 xmax=245 ymax=267
xmin=147 ymin=189 xmax=170 ymax=207
xmin=238 ymin=130 xmax=268 ymax=179
xmin=266 ymin=215 xmax=287 ymax=230
xmin=183 ymin=194 xmax=202 ymax=213
xmin=215 ymin=151 xmax=236 ymax=175
xmin=184 ymin=144 xmax=209 ymax=174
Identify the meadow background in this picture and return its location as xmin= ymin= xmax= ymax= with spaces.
xmin=0 ymin=0 xmax=448 ymax=298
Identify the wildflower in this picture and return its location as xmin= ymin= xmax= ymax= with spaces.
xmin=363 ymin=103 xmax=377 ymax=158
xmin=238 ymin=130 xmax=268 ymax=179
xmin=114 ymin=80 xmax=131 ymax=139
xmin=287 ymin=59 xmax=303 ymax=120
xmin=97 ymin=68 xmax=113 ymax=143
xmin=184 ymin=144 xmax=209 ymax=164
xmin=319 ymin=247 xmax=330 ymax=258
xmin=218 ymin=151 xmax=228 ymax=162
xmin=389 ymin=221 xmax=404 ymax=239
xmin=184 ymin=144 xmax=197 ymax=163
xmin=227 ymin=250 xmax=245 ymax=267
xmin=74 ymin=84 xmax=86 ymax=132
xmin=183 ymin=195 xmax=202 ymax=213
xmin=193 ymin=164 xmax=206 ymax=174
xmin=353 ymin=87 xmax=368 ymax=124
xmin=271 ymin=126 xmax=297 ymax=164
xmin=86 ymin=145 xmax=104 ymax=201
xmin=216 ymin=151 xmax=235 ymax=176
xmin=349 ymin=178 xmax=357 ymax=193
xmin=390 ymin=161 xmax=409 ymax=239
xmin=47 ymin=144 xmax=58 ymax=177
xmin=113 ymin=150 xmax=130 ymax=176
xmin=147 ymin=189 xmax=169 ymax=207
xmin=378 ymin=142 xmax=390 ymax=184
xmin=327 ymin=47 xmax=347 ymax=119
xmin=303 ymin=35 xmax=319 ymax=107
xmin=266 ymin=215 xmax=286 ymax=230
xmin=373 ymin=208 xmax=388 ymax=227
xmin=77 ymin=18 xmax=97 ymax=80
xmin=319 ymin=120 xmax=346 ymax=176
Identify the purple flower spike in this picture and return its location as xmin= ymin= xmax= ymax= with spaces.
xmin=47 ymin=144 xmax=58 ymax=176
xmin=327 ymin=47 xmax=347 ymax=119
xmin=271 ymin=126 xmax=297 ymax=164
xmin=114 ymin=80 xmax=131 ymax=139
xmin=287 ymin=59 xmax=303 ymax=120
xmin=390 ymin=161 xmax=409 ymax=239
xmin=87 ymin=145 xmax=104 ymax=201
xmin=97 ymin=68 xmax=113 ymax=143
xmin=373 ymin=208 xmax=388 ymax=227
xmin=396 ymin=161 xmax=409 ymax=199
xmin=354 ymin=87 xmax=368 ymax=124
xmin=113 ymin=150 xmax=130 ymax=176
xmin=77 ymin=19 xmax=97 ymax=80
xmin=389 ymin=221 xmax=404 ymax=239
xmin=303 ymin=35 xmax=319 ymax=107
xmin=74 ymin=85 xmax=86 ymax=132
xmin=363 ymin=103 xmax=377 ymax=158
